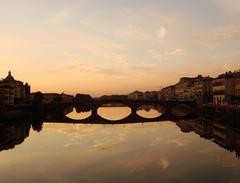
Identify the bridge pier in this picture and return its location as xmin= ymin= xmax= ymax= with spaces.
xmin=91 ymin=106 xmax=98 ymax=118
xmin=161 ymin=105 xmax=172 ymax=118
xmin=131 ymin=106 xmax=138 ymax=115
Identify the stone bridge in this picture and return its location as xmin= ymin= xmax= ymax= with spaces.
xmin=43 ymin=100 xmax=197 ymax=124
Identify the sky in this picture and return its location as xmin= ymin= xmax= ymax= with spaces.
xmin=0 ymin=0 xmax=240 ymax=96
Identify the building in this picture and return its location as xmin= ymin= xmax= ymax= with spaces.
xmin=142 ymin=91 xmax=158 ymax=100
xmin=159 ymin=85 xmax=176 ymax=101
xmin=212 ymin=77 xmax=225 ymax=105
xmin=235 ymin=76 xmax=240 ymax=99
xmin=0 ymin=71 xmax=30 ymax=105
xmin=194 ymin=76 xmax=213 ymax=104
xmin=175 ymin=76 xmax=202 ymax=101
xmin=0 ymin=85 xmax=14 ymax=105
xmin=128 ymin=91 xmax=143 ymax=100
xmin=213 ymin=71 xmax=240 ymax=105
xmin=60 ymin=93 xmax=74 ymax=103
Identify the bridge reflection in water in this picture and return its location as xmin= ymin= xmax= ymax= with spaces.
xmin=1 ymin=110 xmax=240 ymax=158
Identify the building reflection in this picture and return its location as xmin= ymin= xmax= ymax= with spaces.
xmin=0 ymin=120 xmax=43 ymax=152
xmin=176 ymin=118 xmax=240 ymax=158
xmin=0 ymin=122 xmax=30 ymax=151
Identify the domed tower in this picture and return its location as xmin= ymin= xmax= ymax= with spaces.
xmin=4 ymin=71 xmax=15 ymax=81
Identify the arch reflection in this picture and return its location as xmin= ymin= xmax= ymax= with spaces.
xmin=137 ymin=105 xmax=162 ymax=119
xmin=66 ymin=108 xmax=92 ymax=120
xmin=98 ymin=106 xmax=131 ymax=121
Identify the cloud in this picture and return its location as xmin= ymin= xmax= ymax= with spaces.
xmin=48 ymin=9 xmax=73 ymax=24
xmin=148 ymin=48 xmax=185 ymax=60
xmin=166 ymin=139 xmax=190 ymax=147
xmin=130 ymin=66 xmax=155 ymax=73
xmin=119 ymin=154 xmax=170 ymax=172
xmin=169 ymin=48 xmax=185 ymax=55
xmin=213 ymin=0 xmax=240 ymax=14
xmin=89 ymin=49 xmax=128 ymax=65
xmin=117 ymin=25 xmax=150 ymax=40
xmin=157 ymin=26 xmax=167 ymax=40
xmin=158 ymin=158 xmax=170 ymax=170
xmin=197 ymin=26 xmax=240 ymax=47
xmin=95 ymin=68 xmax=130 ymax=77
xmin=211 ymin=27 xmax=240 ymax=41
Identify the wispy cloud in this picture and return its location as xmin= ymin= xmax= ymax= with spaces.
xmin=213 ymin=0 xmax=240 ymax=14
xmin=148 ymin=48 xmax=185 ymax=60
xmin=197 ymin=26 xmax=240 ymax=47
xmin=89 ymin=49 xmax=128 ymax=65
xmin=157 ymin=26 xmax=168 ymax=40
xmin=47 ymin=9 xmax=73 ymax=25
xmin=117 ymin=25 xmax=150 ymax=40
xmin=119 ymin=153 xmax=170 ymax=172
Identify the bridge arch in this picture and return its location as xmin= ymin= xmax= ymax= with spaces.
xmin=66 ymin=107 xmax=92 ymax=120
xmin=46 ymin=100 xmax=197 ymax=124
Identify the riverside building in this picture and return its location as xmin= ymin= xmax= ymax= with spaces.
xmin=0 ymin=71 xmax=30 ymax=105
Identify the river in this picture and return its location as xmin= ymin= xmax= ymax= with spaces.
xmin=0 ymin=107 xmax=239 ymax=183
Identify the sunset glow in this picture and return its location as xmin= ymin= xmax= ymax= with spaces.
xmin=1 ymin=0 xmax=240 ymax=96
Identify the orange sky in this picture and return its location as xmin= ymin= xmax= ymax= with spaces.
xmin=0 ymin=0 xmax=240 ymax=96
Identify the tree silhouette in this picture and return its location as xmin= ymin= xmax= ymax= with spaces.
xmin=75 ymin=94 xmax=92 ymax=102
xmin=31 ymin=121 xmax=43 ymax=132
xmin=32 ymin=92 xmax=44 ymax=112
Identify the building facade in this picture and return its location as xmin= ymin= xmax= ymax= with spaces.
xmin=128 ymin=91 xmax=143 ymax=100
xmin=175 ymin=76 xmax=201 ymax=101
xmin=194 ymin=77 xmax=213 ymax=104
xmin=0 ymin=71 xmax=30 ymax=105
xmin=158 ymin=85 xmax=176 ymax=101
xmin=142 ymin=91 xmax=158 ymax=100
xmin=213 ymin=72 xmax=240 ymax=105
xmin=212 ymin=77 xmax=226 ymax=105
xmin=235 ymin=77 xmax=240 ymax=97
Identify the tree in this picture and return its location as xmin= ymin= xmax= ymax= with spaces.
xmin=75 ymin=94 xmax=92 ymax=102
xmin=32 ymin=92 xmax=44 ymax=112
xmin=31 ymin=121 xmax=43 ymax=132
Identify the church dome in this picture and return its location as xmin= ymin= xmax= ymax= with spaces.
xmin=4 ymin=71 xmax=15 ymax=81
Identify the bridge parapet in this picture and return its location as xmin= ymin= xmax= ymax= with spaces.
xmin=75 ymin=99 xmax=197 ymax=108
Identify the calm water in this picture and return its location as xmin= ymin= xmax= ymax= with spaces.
xmin=0 ymin=107 xmax=240 ymax=183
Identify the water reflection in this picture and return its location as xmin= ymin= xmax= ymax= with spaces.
xmin=137 ymin=105 xmax=162 ymax=118
xmin=0 ymin=123 xmax=30 ymax=151
xmin=1 ymin=115 xmax=240 ymax=158
xmin=0 ymin=107 xmax=240 ymax=183
xmin=98 ymin=107 xmax=131 ymax=121
xmin=0 ymin=120 xmax=43 ymax=152
xmin=66 ymin=108 xmax=92 ymax=120
xmin=176 ymin=118 xmax=240 ymax=157
xmin=172 ymin=104 xmax=194 ymax=117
